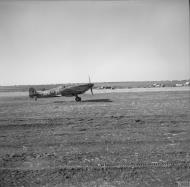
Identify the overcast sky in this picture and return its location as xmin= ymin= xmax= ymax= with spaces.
xmin=0 ymin=0 xmax=189 ymax=85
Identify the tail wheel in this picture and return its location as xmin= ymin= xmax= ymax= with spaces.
xmin=75 ymin=96 xmax=81 ymax=102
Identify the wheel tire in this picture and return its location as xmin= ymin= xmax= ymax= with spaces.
xmin=75 ymin=96 xmax=81 ymax=102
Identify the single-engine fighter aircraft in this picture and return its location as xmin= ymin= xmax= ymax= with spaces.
xmin=29 ymin=82 xmax=94 ymax=102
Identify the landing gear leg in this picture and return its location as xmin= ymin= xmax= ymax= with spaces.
xmin=75 ymin=96 xmax=81 ymax=102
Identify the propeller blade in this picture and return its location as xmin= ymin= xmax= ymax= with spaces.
xmin=90 ymin=87 xmax=94 ymax=95
xmin=88 ymin=75 xmax=91 ymax=83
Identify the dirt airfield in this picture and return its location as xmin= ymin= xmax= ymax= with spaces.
xmin=0 ymin=88 xmax=190 ymax=187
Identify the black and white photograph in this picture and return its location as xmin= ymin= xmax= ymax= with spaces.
xmin=0 ymin=0 xmax=189 ymax=186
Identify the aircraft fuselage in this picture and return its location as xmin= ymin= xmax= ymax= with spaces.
xmin=29 ymin=83 xmax=94 ymax=101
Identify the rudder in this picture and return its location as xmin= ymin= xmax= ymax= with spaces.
xmin=29 ymin=87 xmax=37 ymax=98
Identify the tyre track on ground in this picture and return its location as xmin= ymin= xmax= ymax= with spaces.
xmin=0 ymin=160 xmax=190 ymax=171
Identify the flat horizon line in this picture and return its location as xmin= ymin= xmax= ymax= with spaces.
xmin=0 ymin=79 xmax=190 ymax=87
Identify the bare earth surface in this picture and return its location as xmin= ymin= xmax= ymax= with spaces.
xmin=0 ymin=88 xmax=190 ymax=186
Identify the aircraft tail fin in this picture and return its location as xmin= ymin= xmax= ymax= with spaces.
xmin=29 ymin=87 xmax=37 ymax=98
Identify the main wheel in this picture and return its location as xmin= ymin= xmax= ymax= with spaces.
xmin=75 ymin=96 xmax=81 ymax=102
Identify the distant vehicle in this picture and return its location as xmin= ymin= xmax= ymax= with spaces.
xmin=152 ymin=83 xmax=161 ymax=87
xmin=184 ymin=81 xmax=190 ymax=86
xmin=29 ymin=80 xmax=94 ymax=102
xmin=98 ymin=86 xmax=115 ymax=90
xmin=175 ymin=83 xmax=183 ymax=87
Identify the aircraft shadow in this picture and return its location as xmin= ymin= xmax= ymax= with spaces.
xmin=54 ymin=99 xmax=112 ymax=103
xmin=82 ymin=99 xmax=112 ymax=102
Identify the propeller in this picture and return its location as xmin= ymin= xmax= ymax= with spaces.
xmin=88 ymin=75 xmax=91 ymax=84
xmin=88 ymin=75 xmax=94 ymax=95
xmin=90 ymin=87 xmax=94 ymax=95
